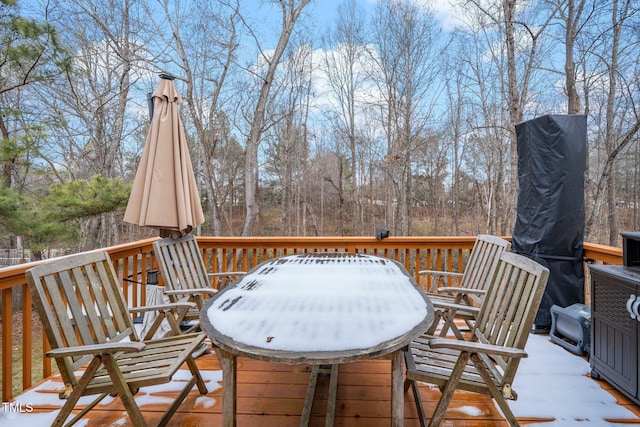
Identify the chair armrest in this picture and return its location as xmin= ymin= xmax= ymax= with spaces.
xmin=208 ymin=272 xmax=246 ymax=278
xmin=431 ymin=300 xmax=480 ymax=316
xmin=437 ymin=287 xmax=486 ymax=296
xmin=427 ymin=337 xmax=528 ymax=358
xmin=419 ymin=269 xmax=463 ymax=279
xmin=46 ymin=341 xmax=146 ymax=358
xmin=129 ymin=302 xmax=197 ymax=314
xmin=163 ymin=289 xmax=218 ymax=296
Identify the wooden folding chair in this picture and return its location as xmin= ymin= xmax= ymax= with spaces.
xmin=26 ymin=251 xmax=209 ymax=427
xmin=421 ymin=234 xmax=510 ymax=338
xmin=405 ymin=251 xmax=549 ymax=427
xmin=153 ymin=234 xmax=245 ymax=333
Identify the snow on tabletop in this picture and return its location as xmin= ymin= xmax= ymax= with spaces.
xmin=207 ymin=254 xmax=429 ymax=352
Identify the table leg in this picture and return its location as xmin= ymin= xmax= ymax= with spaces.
xmin=216 ymin=348 xmax=237 ymax=427
xmin=300 ymin=364 xmax=339 ymax=427
xmin=325 ymin=364 xmax=339 ymax=427
xmin=300 ymin=365 xmax=320 ymax=426
xmin=391 ymin=350 xmax=404 ymax=427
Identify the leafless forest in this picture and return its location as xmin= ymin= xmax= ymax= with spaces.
xmin=2 ymin=0 xmax=639 ymax=254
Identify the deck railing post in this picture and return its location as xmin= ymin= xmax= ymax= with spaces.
xmin=2 ymin=287 xmax=12 ymax=402
xmin=22 ymin=288 xmax=32 ymax=391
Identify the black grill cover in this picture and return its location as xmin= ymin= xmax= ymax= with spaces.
xmin=512 ymin=114 xmax=587 ymax=328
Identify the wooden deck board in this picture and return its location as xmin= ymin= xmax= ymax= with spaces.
xmin=8 ymin=340 xmax=640 ymax=426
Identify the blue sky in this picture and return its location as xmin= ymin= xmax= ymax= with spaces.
xmin=237 ymin=0 xmax=456 ymax=51
xmin=236 ymin=0 xmax=370 ymax=49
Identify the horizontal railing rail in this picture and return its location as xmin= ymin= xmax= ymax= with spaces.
xmin=0 ymin=236 xmax=622 ymax=402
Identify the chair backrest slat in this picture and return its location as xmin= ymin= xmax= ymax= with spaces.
xmin=26 ymin=251 xmax=138 ymax=373
xmin=165 ymin=243 xmax=187 ymax=290
xmin=155 ymin=235 xmax=211 ymax=296
xmin=184 ymin=239 xmax=210 ymax=288
xmin=172 ymin=240 xmax=199 ymax=290
xmin=471 ymin=251 xmax=549 ymax=385
xmin=93 ymin=258 xmax=132 ymax=333
xmin=40 ymin=273 xmax=77 ymax=348
xmin=457 ymin=235 xmax=511 ymax=302
xmin=70 ymin=264 xmax=108 ymax=344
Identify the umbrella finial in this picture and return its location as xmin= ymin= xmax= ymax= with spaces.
xmin=159 ymin=73 xmax=176 ymax=81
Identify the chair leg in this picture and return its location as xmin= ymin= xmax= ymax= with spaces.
xmin=60 ymin=393 xmax=109 ymax=427
xmin=174 ymin=304 xmax=191 ymax=327
xmin=403 ymin=349 xmax=428 ymax=427
xmin=164 ymin=309 xmax=184 ymax=335
xmin=438 ymin=316 xmax=452 ymax=337
xmin=157 ymin=375 xmax=198 ymax=427
xmin=439 ymin=296 xmax=465 ymax=338
xmin=141 ymin=312 xmax=166 ymax=340
xmin=53 ymin=357 xmax=104 ymax=427
xmin=470 ymin=354 xmax=520 ymax=427
xmin=185 ymin=354 xmax=208 ymax=394
xmin=102 ymin=354 xmax=147 ymax=427
xmin=426 ymin=310 xmax=444 ymax=335
xmin=442 ymin=310 xmax=466 ymax=340
xmin=429 ymin=351 xmax=470 ymax=427
xmin=403 ymin=349 xmax=415 ymax=393
xmin=409 ymin=379 xmax=428 ymax=427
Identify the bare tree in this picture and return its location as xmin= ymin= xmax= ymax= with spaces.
xmin=369 ymin=0 xmax=443 ymax=235
xmin=264 ymin=43 xmax=312 ymax=235
xmin=442 ymin=60 xmax=466 ymax=235
xmin=321 ymin=0 xmax=368 ymax=234
xmin=41 ymin=0 xmax=146 ymax=248
xmin=552 ymin=0 xmax=592 ymax=114
xmin=7 ymin=0 xmax=640 ymax=246
xmin=464 ymin=0 xmax=557 ymax=233
xmin=240 ymin=0 xmax=311 ymax=236
xmin=582 ymin=0 xmax=640 ymax=245
xmin=444 ymin=7 xmax=509 ymax=235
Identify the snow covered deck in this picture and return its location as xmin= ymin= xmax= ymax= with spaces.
xmin=3 ymin=334 xmax=640 ymax=426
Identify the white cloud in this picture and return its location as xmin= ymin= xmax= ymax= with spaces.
xmin=428 ymin=0 xmax=462 ymax=30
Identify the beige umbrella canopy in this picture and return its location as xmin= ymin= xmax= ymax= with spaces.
xmin=124 ymin=76 xmax=204 ymax=238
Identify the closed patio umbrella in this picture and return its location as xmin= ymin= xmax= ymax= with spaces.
xmin=124 ymin=75 xmax=204 ymax=238
xmin=124 ymin=75 xmax=205 ymax=344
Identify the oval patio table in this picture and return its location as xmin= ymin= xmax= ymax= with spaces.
xmin=200 ymin=252 xmax=434 ymax=427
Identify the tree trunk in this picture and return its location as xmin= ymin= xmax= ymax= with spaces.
xmin=241 ymin=0 xmax=311 ymax=236
xmin=564 ymin=0 xmax=586 ymax=114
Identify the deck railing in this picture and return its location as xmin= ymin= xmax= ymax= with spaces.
xmin=0 ymin=235 xmax=623 ymax=402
